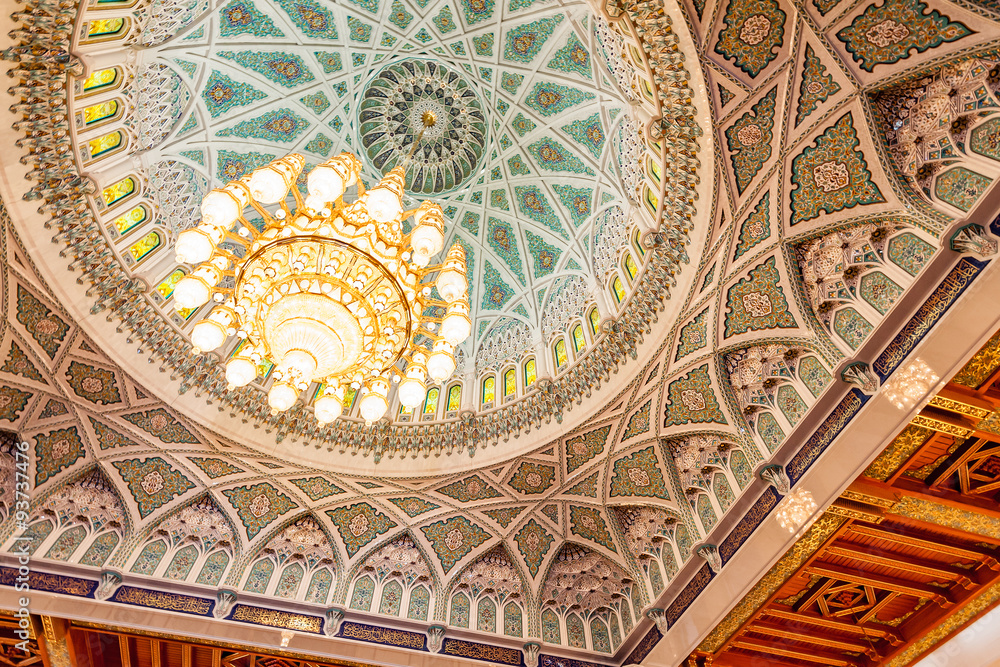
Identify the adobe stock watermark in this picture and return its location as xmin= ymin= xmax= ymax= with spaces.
xmin=8 ymin=439 xmax=32 ymax=653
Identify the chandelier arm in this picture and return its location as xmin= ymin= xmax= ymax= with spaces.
xmin=234 ymin=214 xmax=262 ymax=240
xmin=289 ymin=180 xmax=305 ymax=212
xmin=244 ymin=194 xmax=273 ymax=221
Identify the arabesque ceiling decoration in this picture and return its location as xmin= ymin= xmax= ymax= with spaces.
xmin=3 ymin=0 xmax=1000 ymax=660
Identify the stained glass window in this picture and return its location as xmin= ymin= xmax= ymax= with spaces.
xmin=83 ymin=67 xmax=119 ymax=93
xmin=102 ymin=176 xmax=135 ymax=207
xmin=553 ymin=339 xmax=567 ymax=369
xmin=633 ymin=228 xmax=646 ymax=257
xmin=644 ymin=186 xmax=659 ymax=214
xmin=128 ymin=231 xmax=160 ymax=263
xmin=612 ymin=277 xmax=626 ymax=304
xmin=624 ymin=253 xmax=638 ymax=281
xmin=423 ymin=387 xmax=439 ymax=415
xmin=83 ymin=100 xmax=118 ymax=126
xmin=523 ymin=358 xmax=536 ymax=387
xmin=86 ymin=17 xmax=125 ymax=38
xmin=399 ymin=402 xmax=412 ymax=415
xmin=647 ymin=156 xmax=662 ymax=184
xmin=112 ymin=204 xmax=147 ymax=235
xmin=481 ymin=375 xmax=495 ymax=405
xmin=572 ymin=325 xmax=586 ymax=354
xmin=503 ymin=368 xmax=516 ymax=397
xmin=343 ymin=385 xmax=359 ymax=412
xmin=447 ymin=384 xmax=462 ymax=411
xmin=155 ymin=268 xmax=185 ymax=300
xmin=88 ymin=130 xmax=123 ymax=159
xmin=588 ymin=307 xmax=600 ymax=336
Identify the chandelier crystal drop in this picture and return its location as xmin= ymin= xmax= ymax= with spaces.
xmin=774 ymin=487 xmax=819 ymax=537
xmin=174 ymin=144 xmax=471 ymax=425
xmin=881 ymin=357 xmax=940 ymax=410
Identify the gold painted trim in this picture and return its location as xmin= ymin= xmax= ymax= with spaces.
xmin=910 ymin=415 xmax=973 ymax=438
xmin=840 ymin=489 xmax=896 ymax=509
xmin=928 ymin=396 xmax=993 ymax=420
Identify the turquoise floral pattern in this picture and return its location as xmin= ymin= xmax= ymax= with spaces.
xmin=790 ymin=114 xmax=885 ymax=225
xmin=715 ymin=0 xmax=786 ymax=77
xmin=420 ymin=517 xmax=490 ymax=573
xmin=725 ymin=88 xmax=777 ymax=194
xmin=837 ymin=0 xmax=971 ymax=73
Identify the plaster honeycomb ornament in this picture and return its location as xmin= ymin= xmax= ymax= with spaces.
xmin=359 ymin=59 xmax=487 ymax=195
xmin=359 ymin=535 xmax=430 ymax=586
xmin=35 ymin=470 xmax=124 ymax=535
xmin=155 ymin=497 xmax=235 ymax=552
xmin=726 ymin=344 xmax=795 ymax=412
xmin=541 ymin=543 xmax=632 ymax=612
xmin=261 ymin=516 xmax=334 ymax=568
xmin=615 ymin=506 xmax=678 ymax=559
xmin=455 ymin=548 xmax=523 ymax=603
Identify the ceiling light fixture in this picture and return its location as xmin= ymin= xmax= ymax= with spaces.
xmin=172 ymin=111 xmax=470 ymax=425
xmin=774 ymin=487 xmax=819 ymax=537
xmin=882 ymin=357 xmax=939 ymax=411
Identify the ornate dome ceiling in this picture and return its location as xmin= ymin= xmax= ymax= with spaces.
xmin=32 ymin=0 xmax=708 ymax=465
xmin=4 ymin=0 xmax=1000 ymax=660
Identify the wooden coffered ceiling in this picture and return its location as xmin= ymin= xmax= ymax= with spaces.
xmin=692 ymin=331 xmax=1000 ymax=667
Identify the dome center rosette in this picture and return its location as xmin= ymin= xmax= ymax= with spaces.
xmin=358 ymin=58 xmax=487 ymax=195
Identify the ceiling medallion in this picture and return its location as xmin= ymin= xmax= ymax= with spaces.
xmin=359 ymin=58 xmax=487 ymax=195
xmin=172 ymin=117 xmax=473 ymax=425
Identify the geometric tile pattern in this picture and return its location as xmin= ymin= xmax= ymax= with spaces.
xmin=725 ymin=88 xmax=777 ymax=194
xmin=714 ymin=0 xmax=787 ymax=77
xmin=724 ymin=257 xmax=798 ymax=336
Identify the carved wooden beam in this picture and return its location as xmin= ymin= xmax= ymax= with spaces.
xmin=825 ymin=542 xmax=976 ymax=589
xmin=749 ymin=620 xmax=880 ymax=659
xmin=847 ymin=524 xmax=1000 ymax=569
xmin=804 ymin=562 xmax=954 ymax=607
xmin=729 ymin=636 xmax=861 ymax=666
xmin=761 ymin=608 xmax=904 ymax=646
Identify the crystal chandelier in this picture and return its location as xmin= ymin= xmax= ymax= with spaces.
xmin=882 ymin=357 xmax=939 ymax=410
xmin=170 ymin=113 xmax=471 ymax=424
xmin=774 ymin=487 xmax=819 ymax=537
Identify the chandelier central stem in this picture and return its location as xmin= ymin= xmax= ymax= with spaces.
xmin=403 ymin=110 xmax=438 ymax=165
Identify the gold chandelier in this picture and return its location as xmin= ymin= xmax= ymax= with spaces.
xmin=171 ymin=115 xmax=471 ymax=425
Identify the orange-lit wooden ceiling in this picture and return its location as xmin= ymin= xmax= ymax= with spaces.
xmin=691 ymin=330 xmax=1000 ymax=667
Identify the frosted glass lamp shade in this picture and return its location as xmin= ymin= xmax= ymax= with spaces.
xmin=268 ymin=382 xmax=299 ymax=411
xmin=191 ymin=319 xmax=227 ymax=352
xmin=398 ymin=377 xmax=425 ymax=408
xmin=440 ymin=306 xmax=471 ymax=345
xmin=201 ymin=189 xmax=247 ymax=230
xmin=173 ymin=276 xmax=211 ymax=309
xmin=307 ymin=166 xmax=345 ymax=202
xmin=175 ymin=226 xmax=221 ymax=264
xmin=314 ymin=394 xmax=343 ymax=423
xmin=226 ymin=357 xmax=257 ymax=387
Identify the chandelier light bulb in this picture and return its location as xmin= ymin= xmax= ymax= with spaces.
xmin=191 ymin=318 xmax=227 ymax=353
xmin=359 ymin=376 xmax=390 ymax=423
xmin=436 ymin=243 xmax=468 ymax=303
xmin=427 ymin=340 xmax=456 ymax=383
xmin=398 ymin=376 xmax=426 ymax=409
xmin=410 ymin=203 xmax=445 ymax=258
xmin=440 ymin=302 xmax=472 ymax=346
xmin=307 ymin=164 xmax=347 ymax=202
xmin=314 ymin=393 xmax=344 ymax=424
xmin=201 ymin=186 xmax=249 ymax=230
xmin=173 ymin=276 xmax=212 ymax=310
xmin=268 ymin=381 xmax=299 ymax=412
xmin=226 ymin=357 xmax=257 ymax=388
xmin=775 ymin=487 xmax=819 ymax=536
xmin=175 ymin=226 xmax=220 ymax=265
xmin=882 ymin=357 xmax=939 ymax=410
